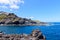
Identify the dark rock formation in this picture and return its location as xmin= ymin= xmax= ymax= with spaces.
xmin=0 ymin=29 xmax=45 ymax=40
xmin=31 ymin=29 xmax=45 ymax=40
xmin=0 ymin=11 xmax=38 ymax=26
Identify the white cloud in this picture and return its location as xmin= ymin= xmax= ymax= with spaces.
xmin=10 ymin=4 xmax=19 ymax=9
xmin=0 ymin=0 xmax=10 ymax=4
xmin=26 ymin=16 xmax=34 ymax=19
xmin=0 ymin=6 xmax=8 ymax=8
xmin=29 ymin=16 xmax=34 ymax=19
xmin=0 ymin=0 xmax=24 ymax=10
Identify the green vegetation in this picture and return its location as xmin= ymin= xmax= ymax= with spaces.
xmin=0 ymin=14 xmax=7 ymax=21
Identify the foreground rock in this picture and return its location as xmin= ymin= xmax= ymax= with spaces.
xmin=0 ymin=30 xmax=45 ymax=40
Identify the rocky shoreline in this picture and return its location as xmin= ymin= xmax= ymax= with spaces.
xmin=0 ymin=29 xmax=45 ymax=40
xmin=0 ymin=22 xmax=48 ymax=26
xmin=0 ymin=11 xmax=48 ymax=26
xmin=0 ymin=22 xmax=40 ymax=26
xmin=0 ymin=23 xmax=49 ymax=27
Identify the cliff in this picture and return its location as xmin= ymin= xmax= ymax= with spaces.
xmin=0 ymin=11 xmax=38 ymax=26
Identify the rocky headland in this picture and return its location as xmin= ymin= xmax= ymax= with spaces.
xmin=0 ymin=11 xmax=47 ymax=26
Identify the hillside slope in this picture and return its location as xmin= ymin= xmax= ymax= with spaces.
xmin=0 ymin=11 xmax=38 ymax=25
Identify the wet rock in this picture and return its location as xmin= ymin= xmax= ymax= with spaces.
xmin=0 ymin=30 xmax=45 ymax=40
xmin=31 ymin=29 xmax=45 ymax=40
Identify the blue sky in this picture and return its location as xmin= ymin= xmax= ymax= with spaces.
xmin=0 ymin=0 xmax=60 ymax=22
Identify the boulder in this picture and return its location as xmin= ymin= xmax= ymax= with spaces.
xmin=31 ymin=29 xmax=45 ymax=40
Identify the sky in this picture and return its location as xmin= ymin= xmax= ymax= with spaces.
xmin=0 ymin=0 xmax=60 ymax=22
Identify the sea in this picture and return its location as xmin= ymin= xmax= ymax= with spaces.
xmin=0 ymin=22 xmax=60 ymax=40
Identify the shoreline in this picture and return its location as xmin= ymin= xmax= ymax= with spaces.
xmin=0 ymin=29 xmax=45 ymax=40
xmin=0 ymin=23 xmax=49 ymax=26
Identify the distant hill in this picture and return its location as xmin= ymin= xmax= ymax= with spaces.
xmin=0 ymin=11 xmax=38 ymax=25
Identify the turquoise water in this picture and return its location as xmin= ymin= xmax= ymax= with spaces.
xmin=0 ymin=23 xmax=60 ymax=40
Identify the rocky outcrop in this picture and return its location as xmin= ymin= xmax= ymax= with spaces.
xmin=0 ymin=11 xmax=38 ymax=26
xmin=31 ymin=29 xmax=45 ymax=40
xmin=0 ymin=29 xmax=45 ymax=40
